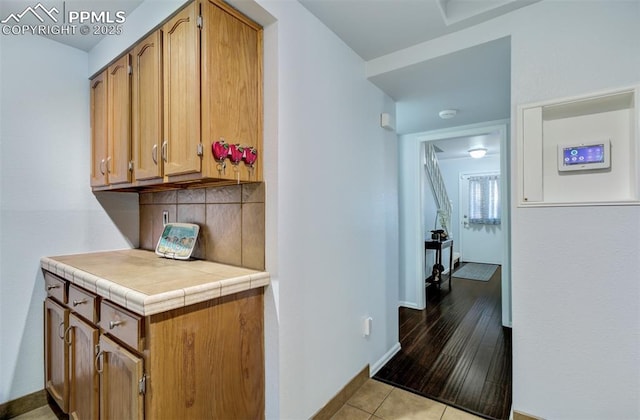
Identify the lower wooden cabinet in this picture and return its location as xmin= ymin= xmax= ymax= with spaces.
xmin=44 ymin=298 xmax=69 ymax=413
xmin=98 ymin=335 xmax=144 ymax=420
xmin=44 ymin=269 xmax=265 ymax=419
xmin=144 ymin=289 xmax=265 ymax=419
xmin=68 ymin=313 xmax=99 ymax=420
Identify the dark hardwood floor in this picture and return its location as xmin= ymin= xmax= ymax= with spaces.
xmin=374 ymin=264 xmax=512 ymax=420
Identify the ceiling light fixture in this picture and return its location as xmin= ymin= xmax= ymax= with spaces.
xmin=468 ymin=147 xmax=488 ymax=159
xmin=438 ymin=109 xmax=457 ymax=119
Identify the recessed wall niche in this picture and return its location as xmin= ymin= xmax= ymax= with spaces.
xmin=517 ymin=86 xmax=639 ymax=206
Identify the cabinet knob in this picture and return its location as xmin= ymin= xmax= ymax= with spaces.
xmin=46 ymin=284 xmax=60 ymax=291
xmin=72 ymin=298 xmax=87 ymax=306
xmin=109 ymin=320 xmax=123 ymax=329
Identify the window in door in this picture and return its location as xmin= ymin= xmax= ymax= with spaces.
xmin=468 ymin=174 xmax=501 ymax=225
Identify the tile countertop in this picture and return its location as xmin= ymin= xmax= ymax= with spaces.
xmin=40 ymin=249 xmax=270 ymax=316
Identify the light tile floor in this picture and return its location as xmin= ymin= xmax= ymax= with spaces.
xmin=11 ymin=405 xmax=57 ymax=420
xmin=331 ymin=379 xmax=483 ymax=420
xmin=12 ymin=380 xmax=482 ymax=420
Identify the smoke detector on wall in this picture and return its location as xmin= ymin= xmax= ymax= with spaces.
xmin=438 ymin=109 xmax=457 ymax=119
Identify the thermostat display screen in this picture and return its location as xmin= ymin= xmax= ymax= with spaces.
xmin=562 ymin=144 xmax=605 ymax=165
xmin=557 ymin=140 xmax=610 ymax=172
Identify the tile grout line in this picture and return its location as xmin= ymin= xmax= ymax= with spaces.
xmin=369 ymin=385 xmax=396 ymax=418
xmin=440 ymin=405 xmax=448 ymax=420
xmin=340 ymin=380 xmax=391 ymax=417
xmin=332 ymin=380 xmax=483 ymax=420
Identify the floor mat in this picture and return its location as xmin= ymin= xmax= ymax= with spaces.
xmin=452 ymin=263 xmax=498 ymax=281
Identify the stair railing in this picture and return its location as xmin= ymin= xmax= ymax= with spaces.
xmin=424 ymin=143 xmax=452 ymax=236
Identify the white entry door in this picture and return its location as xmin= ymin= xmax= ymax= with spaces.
xmin=459 ymin=172 xmax=503 ymax=264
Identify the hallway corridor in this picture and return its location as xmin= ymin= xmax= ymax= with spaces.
xmin=375 ymin=265 xmax=511 ymax=419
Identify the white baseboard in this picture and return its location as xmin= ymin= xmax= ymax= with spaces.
xmin=370 ymin=342 xmax=401 ymax=376
xmin=398 ymin=301 xmax=423 ymax=310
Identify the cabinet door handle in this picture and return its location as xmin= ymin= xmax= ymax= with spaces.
xmin=57 ymin=321 xmax=66 ymax=339
xmin=162 ymin=141 xmax=168 ymax=162
xmin=109 ymin=320 xmax=123 ymax=329
xmin=152 ymin=144 xmax=158 ymax=165
xmin=46 ymin=284 xmax=59 ymax=291
xmin=106 ymin=156 xmax=112 ymax=173
xmin=100 ymin=159 xmax=106 ymax=175
xmin=95 ymin=350 xmax=104 ymax=374
xmin=64 ymin=326 xmax=73 ymax=345
xmin=72 ymin=298 xmax=87 ymax=306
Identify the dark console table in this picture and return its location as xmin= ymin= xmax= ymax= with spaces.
xmin=425 ymin=238 xmax=453 ymax=289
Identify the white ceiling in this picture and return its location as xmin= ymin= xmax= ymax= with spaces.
xmin=371 ymin=36 xmax=511 ymax=134
xmin=299 ymin=0 xmax=537 ymax=61
xmin=299 ymin=0 xmax=540 ymax=146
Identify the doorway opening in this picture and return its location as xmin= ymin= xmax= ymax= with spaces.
xmin=396 ymin=122 xmax=510 ymax=324
xmin=422 ymin=123 xmax=510 ymax=323
xmin=381 ymin=121 xmax=511 ymax=418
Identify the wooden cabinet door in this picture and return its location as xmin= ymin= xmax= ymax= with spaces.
xmin=44 ymin=298 xmax=70 ymax=413
xmin=162 ymin=2 xmax=201 ymax=176
xmin=98 ymin=335 xmax=144 ymax=420
xmin=145 ymin=290 xmax=265 ymax=419
xmin=68 ymin=314 xmax=99 ymax=420
xmin=162 ymin=2 xmax=202 ymax=175
xmin=107 ymin=54 xmax=132 ymax=185
xmin=132 ymin=31 xmax=163 ymax=181
xmin=90 ymin=71 xmax=108 ymax=187
xmin=201 ymin=0 xmax=262 ymax=182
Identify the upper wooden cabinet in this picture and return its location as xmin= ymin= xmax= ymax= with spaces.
xmin=91 ymin=0 xmax=262 ymax=190
xmin=200 ymin=0 xmax=263 ymax=183
xmin=162 ymin=3 xmax=202 ymax=177
xmin=132 ymin=31 xmax=164 ymax=182
xmin=107 ymin=54 xmax=133 ymax=185
xmin=90 ymin=55 xmax=133 ymax=188
xmin=90 ymin=71 xmax=108 ymax=188
xmin=162 ymin=0 xmax=263 ymax=183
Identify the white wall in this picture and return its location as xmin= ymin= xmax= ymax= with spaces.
xmin=0 ymin=34 xmax=138 ymax=404
xmin=398 ymin=135 xmax=425 ymax=309
xmin=255 ymin=2 xmax=399 ymax=418
xmin=381 ymin=1 xmax=640 ymax=418
xmin=509 ymin=2 xmax=640 ymax=417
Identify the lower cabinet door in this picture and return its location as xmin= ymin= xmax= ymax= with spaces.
xmin=68 ymin=313 xmax=99 ymax=420
xmin=44 ymin=298 xmax=69 ymax=413
xmin=98 ymin=335 xmax=144 ymax=420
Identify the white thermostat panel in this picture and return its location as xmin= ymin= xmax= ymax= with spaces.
xmin=557 ymin=140 xmax=611 ymax=172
